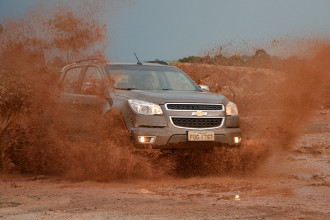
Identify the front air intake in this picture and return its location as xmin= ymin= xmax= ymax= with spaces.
xmin=171 ymin=117 xmax=223 ymax=128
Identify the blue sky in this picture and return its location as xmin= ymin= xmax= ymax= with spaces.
xmin=1 ymin=0 xmax=329 ymax=61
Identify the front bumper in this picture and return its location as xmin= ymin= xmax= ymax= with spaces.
xmin=129 ymin=115 xmax=241 ymax=149
xmin=130 ymin=126 xmax=242 ymax=148
xmin=126 ymin=104 xmax=242 ymax=149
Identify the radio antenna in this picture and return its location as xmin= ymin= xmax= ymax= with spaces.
xmin=134 ymin=52 xmax=142 ymax=65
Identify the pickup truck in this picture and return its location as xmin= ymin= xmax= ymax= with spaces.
xmin=56 ymin=59 xmax=242 ymax=149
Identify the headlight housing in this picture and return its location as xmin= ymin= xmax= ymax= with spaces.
xmin=226 ymin=101 xmax=239 ymax=116
xmin=128 ymin=99 xmax=163 ymax=115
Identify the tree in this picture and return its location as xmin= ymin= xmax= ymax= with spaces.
xmin=228 ymin=55 xmax=244 ymax=66
xmin=251 ymin=49 xmax=272 ymax=68
xmin=254 ymin=49 xmax=270 ymax=59
xmin=0 ymin=24 xmax=3 ymax=34
xmin=178 ymin=56 xmax=203 ymax=63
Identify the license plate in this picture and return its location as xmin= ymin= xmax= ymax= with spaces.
xmin=188 ymin=131 xmax=215 ymax=141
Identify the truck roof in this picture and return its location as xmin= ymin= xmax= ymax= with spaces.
xmin=61 ymin=60 xmax=171 ymax=72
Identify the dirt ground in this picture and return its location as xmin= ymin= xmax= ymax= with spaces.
xmin=0 ymin=111 xmax=329 ymax=220
xmin=0 ymin=2 xmax=329 ymax=219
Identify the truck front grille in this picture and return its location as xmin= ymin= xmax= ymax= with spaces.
xmin=166 ymin=103 xmax=223 ymax=111
xmin=171 ymin=117 xmax=223 ymax=128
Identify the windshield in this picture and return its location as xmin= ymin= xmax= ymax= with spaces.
xmin=106 ymin=65 xmax=200 ymax=91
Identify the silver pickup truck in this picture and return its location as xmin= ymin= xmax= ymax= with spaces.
xmin=57 ymin=59 xmax=242 ymax=149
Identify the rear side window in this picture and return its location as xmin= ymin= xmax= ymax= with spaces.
xmin=62 ymin=67 xmax=83 ymax=93
xmin=81 ymin=66 xmax=103 ymax=95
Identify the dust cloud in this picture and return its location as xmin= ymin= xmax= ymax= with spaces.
xmin=175 ymin=42 xmax=330 ymax=176
xmin=0 ymin=1 xmax=329 ymax=180
xmin=0 ymin=1 xmax=173 ymax=180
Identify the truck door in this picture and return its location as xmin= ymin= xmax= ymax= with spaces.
xmin=74 ymin=66 xmax=108 ymax=136
xmin=55 ymin=65 xmax=86 ymax=135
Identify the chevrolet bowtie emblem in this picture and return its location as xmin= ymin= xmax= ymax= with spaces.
xmin=192 ymin=111 xmax=207 ymax=117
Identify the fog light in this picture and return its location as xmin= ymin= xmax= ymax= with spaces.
xmin=234 ymin=137 xmax=241 ymax=144
xmin=138 ymin=136 xmax=155 ymax=144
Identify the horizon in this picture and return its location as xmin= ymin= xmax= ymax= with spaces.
xmin=0 ymin=0 xmax=329 ymax=61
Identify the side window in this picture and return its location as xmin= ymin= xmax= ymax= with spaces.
xmin=81 ymin=66 xmax=103 ymax=95
xmin=62 ymin=67 xmax=83 ymax=93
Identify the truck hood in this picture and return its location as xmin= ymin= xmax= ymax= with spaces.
xmin=114 ymin=90 xmax=229 ymax=105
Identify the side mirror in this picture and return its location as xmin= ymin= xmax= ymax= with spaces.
xmin=199 ymin=85 xmax=210 ymax=92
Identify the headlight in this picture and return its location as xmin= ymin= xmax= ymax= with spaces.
xmin=128 ymin=99 xmax=163 ymax=115
xmin=226 ymin=101 xmax=239 ymax=116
